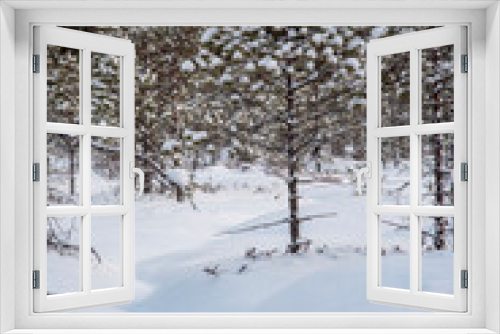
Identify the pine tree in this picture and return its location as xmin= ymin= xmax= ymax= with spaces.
xmin=198 ymin=27 xmax=370 ymax=251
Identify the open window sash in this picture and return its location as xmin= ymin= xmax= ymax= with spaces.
xmin=366 ymin=26 xmax=467 ymax=312
xmin=33 ymin=26 xmax=136 ymax=312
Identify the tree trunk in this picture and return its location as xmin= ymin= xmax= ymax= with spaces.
xmin=287 ymin=74 xmax=300 ymax=253
xmin=433 ymin=134 xmax=446 ymax=250
xmin=143 ymin=159 xmax=154 ymax=194
xmin=193 ymin=149 xmax=199 ymax=171
xmin=313 ymin=146 xmax=321 ymax=173
xmin=69 ymin=144 xmax=75 ymax=197
xmin=313 ymin=83 xmax=322 ymax=174
xmin=173 ymin=154 xmax=185 ymax=203
xmin=173 ymin=100 xmax=185 ymax=202
xmin=175 ymin=184 xmax=185 ymax=202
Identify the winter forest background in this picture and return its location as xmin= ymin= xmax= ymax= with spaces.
xmin=45 ymin=26 xmax=455 ymax=312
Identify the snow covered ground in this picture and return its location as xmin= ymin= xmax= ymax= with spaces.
xmin=55 ymin=164 xmax=453 ymax=312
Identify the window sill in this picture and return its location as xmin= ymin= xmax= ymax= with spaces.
xmin=4 ymin=330 xmax=497 ymax=334
xmin=4 ymin=328 xmax=495 ymax=334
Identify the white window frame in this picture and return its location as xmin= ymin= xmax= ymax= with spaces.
xmin=366 ymin=26 xmax=468 ymax=312
xmin=0 ymin=1 xmax=499 ymax=333
xmin=33 ymin=26 xmax=136 ymax=312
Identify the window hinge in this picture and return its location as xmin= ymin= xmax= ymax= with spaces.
xmin=33 ymin=163 xmax=40 ymax=182
xmin=461 ymin=162 xmax=468 ymax=181
xmin=461 ymin=270 xmax=468 ymax=289
xmin=33 ymin=270 xmax=40 ymax=289
xmin=33 ymin=54 xmax=40 ymax=73
xmin=461 ymin=54 xmax=468 ymax=73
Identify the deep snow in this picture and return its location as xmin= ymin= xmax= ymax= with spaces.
xmin=53 ymin=164 xmax=454 ymax=312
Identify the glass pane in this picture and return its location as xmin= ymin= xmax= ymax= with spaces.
xmin=91 ymin=215 xmax=122 ymax=290
xmin=91 ymin=52 xmax=121 ymax=127
xmin=47 ymin=133 xmax=80 ymax=206
xmin=381 ymin=136 xmax=410 ymax=205
xmin=421 ymin=45 xmax=454 ymax=124
xmin=421 ymin=133 xmax=454 ymax=206
xmin=47 ymin=45 xmax=80 ymax=124
xmin=380 ymin=215 xmax=410 ymax=290
xmin=421 ymin=216 xmax=454 ymax=294
xmin=380 ymin=52 xmax=410 ymax=127
xmin=47 ymin=216 xmax=81 ymax=295
xmin=91 ymin=137 xmax=121 ymax=205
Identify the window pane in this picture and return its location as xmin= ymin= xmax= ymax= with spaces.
xmin=91 ymin=137 xmax=121 ymax=205
xmin=91 ymin=52 xmax=121 ymax=127
xmin=380 ymin=52 xmax=410 ymax=127
xmin=421 ymin=133 xmax=454 ymax=206
xmin=380 ymin=215 xmax=410 ymax=290
xmin=47 ymin=45 xmax=80 ymax=124
xmin=381 ymin=136 xmax=410 ymax=205
xmin=421 ymin=216 xmax=454 ymax=294
xmin=421 ymin=45 xmax=454 ymax=124
xmin=91 ymin=215 xmax=122 ymax=290
xmin=47 ymin=216 xmax=81 ymax=295
xmin=47 ymin=133 xmax=80 ymax=206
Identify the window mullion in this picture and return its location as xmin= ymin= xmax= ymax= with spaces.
xmin=409 ymin=48 xmax=420 ymax=294
xmin=82 ymin=47 xmax=92 ymax=294
xmin=89 ymin=126 xmax=129 ymax=138
xmin=46 ymin=123 xmax=88 ymax=136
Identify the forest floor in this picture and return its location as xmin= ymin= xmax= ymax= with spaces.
xmin=62 ymin=164 xmax=453 ymax=312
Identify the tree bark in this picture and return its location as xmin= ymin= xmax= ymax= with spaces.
xmin=287 ymin=74 xmax=300 ymax=253
xmin=69 ymin=144 xmax=75 ymax=197
xmin=433 ymin=134 xmax=446 ymax=250
xmin=313 ymin=83 xmax=322 ymax=174
xmin=143 ymin=158 xmax=154 ymax=194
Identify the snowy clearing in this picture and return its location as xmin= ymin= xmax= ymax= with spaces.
xmin=54 ymin=165 xmax=453 ymax=312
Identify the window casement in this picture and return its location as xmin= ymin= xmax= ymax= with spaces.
xmin=32 ymin=26 xmax=139 ymax=312
xmin=365 ymin=26 xmax=467 ymax=312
